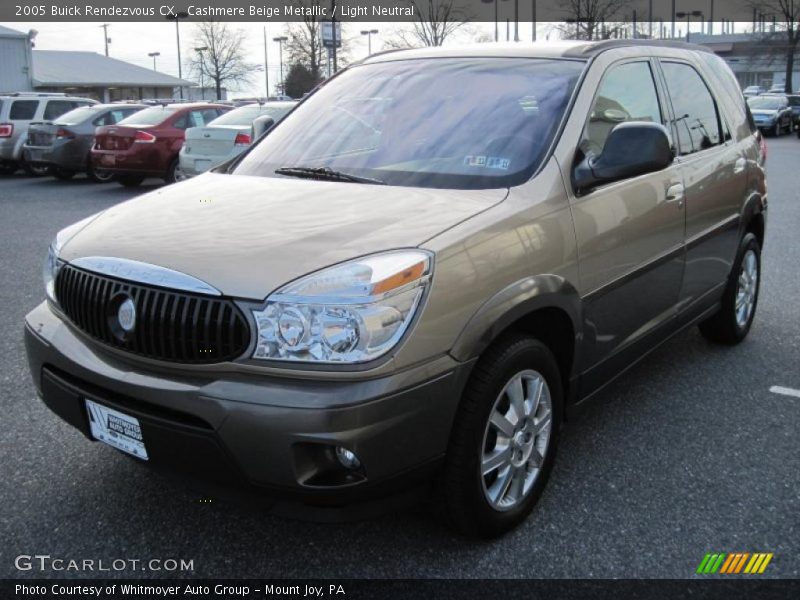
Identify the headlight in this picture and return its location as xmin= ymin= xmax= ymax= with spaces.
xmin=252 ymin=250 xmax=432 ymax=364
xmin=43 ymin=211 xmax=105 ymax=304
xmin=43 ymin=242 xmax=62 ymax=303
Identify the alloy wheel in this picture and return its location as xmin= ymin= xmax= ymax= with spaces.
xmin=735 ymin=249 xmax=758 ymax=329
xmin=481 ymin=369 xmax=553 ymax=511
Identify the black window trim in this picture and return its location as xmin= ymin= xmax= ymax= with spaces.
xmin=655 ymin=58 xmax=730 ymax=160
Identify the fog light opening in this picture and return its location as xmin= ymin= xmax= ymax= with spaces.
xmin=335 ymin=446 xmax=361 ymax=470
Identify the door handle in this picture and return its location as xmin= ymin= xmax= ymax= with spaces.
xmin=734 ymin=157 xmax=746 ymax=174
xmin=666 ymin=183 xmax=685 ymax=207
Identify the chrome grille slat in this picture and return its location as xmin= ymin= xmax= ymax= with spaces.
xmin=54 ymin=265 xmax=249 ymax=364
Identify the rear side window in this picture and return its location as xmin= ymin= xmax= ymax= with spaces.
xmin=9 ymin=100 xmax=38 ymax=120
xmin=661 ymin=62 xmax=723 ymax=155
xmin=44 ymin=100 xmax=78 ymax=121
xmin=582 ymin=61 xmax=663 ymax=156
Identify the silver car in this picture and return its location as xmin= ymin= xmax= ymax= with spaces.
xmin=179 ymin=101 xmax=296 ymax=178
xmin=0 ymin=93 xmax=97 ymax=176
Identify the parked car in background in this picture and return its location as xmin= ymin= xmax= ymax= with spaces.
xmin=767 ymin=84 xmax=786 ymax=93
xmin=22 ymin=103 xmax=147 ymax=182
xmin=0 ymin=93 xmax=97 ymax=176
xmin=179 ymin=101 xmax=296 ymax=178
xmin=747 ymin=95 xmax=793 ymax=136
xmin=743 ymin=85 xmax=766 ymax=97
xmin=90 ymin=103 xmax=229 ymax=186
xmin=782 ymin=94 xmax=800 ymax=129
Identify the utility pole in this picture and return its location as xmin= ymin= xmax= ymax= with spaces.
xmin=166 ymin=12 xmax=188 ymax=100
xmin=331 ymin=0 xmax=338 ymax=73
xmin=671 ymin=0 xmax=676 ymax=38
xmin=100 ymin=24 xmax=110 ymax=56
xmin=649 ymin=0 xmax=653 ymax=38
xmin=532 ymin=0 xmax=537 ymax=41
xmin=514 ymin=0 xmax=519 ymax=41
xmin=264 ymin=25 xmax=269 ymax=102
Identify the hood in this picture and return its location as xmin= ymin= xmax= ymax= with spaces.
xmin=60 ymin=173 xmax=506 ymax=299
xmin=750 ymin=109 xmax=779 ymax=116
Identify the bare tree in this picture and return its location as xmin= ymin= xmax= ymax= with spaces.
xmin=556 ymin=0 xmax=634 ymax=41
xmin=747 ymin=0 xmax=800 ymax=92
xmin=187 ymin=21 xmax=261 ymax=100
xmin=383 ymin=0 xmax=471 ymax=48
xmin=284 ymin=0 xmax=351 ymax=82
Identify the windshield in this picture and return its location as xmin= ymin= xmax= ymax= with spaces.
xmin=55 ymin=106 xmax=98 ymax=125
xmin=209 ymin=103 xmax=294 ymax=127
xmin=748 ymin=97 xmax=784 ymax=110
xmin=233 ymin=58 xmax=585 ymax=189
xmin=118 ymin=106 xmax=178 ymax=126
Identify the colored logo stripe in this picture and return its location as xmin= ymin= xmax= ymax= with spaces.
xmin=697 ymin=553 xmax=774 ymax=574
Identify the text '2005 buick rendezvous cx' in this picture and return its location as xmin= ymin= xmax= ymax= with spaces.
xmin=25 ymin=41 xmax=766 ymax=537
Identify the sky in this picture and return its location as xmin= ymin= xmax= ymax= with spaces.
xmin=7 ymin=19 xmax=748 ymax=98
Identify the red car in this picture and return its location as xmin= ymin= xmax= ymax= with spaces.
xmin=91 ymin=103 xmax=229 ymax=186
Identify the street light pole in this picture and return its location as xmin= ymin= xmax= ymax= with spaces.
xmin=532 ymin=0 xmax=537 ymax=41
xmin=148 ymin=51 xmax=160 ymax=71
xmin=273 ymin=36 xmax=288 ymax=96
xmin=676 ymin=10 xmax=704 ymax=42
xmin=264 ymin=25 xmax=269 ymax=102
xmin=360 ymin=29 xmax=379 ymax=55
xmin=195 ymin=46 xmax=208 ymax=100
xmin=166 ymin=12 xmax=188 ymax=100
xmin=514 ymin=0 xmax=519 ymax=41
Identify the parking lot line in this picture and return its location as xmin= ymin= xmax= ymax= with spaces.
xmin=769 ymin=386 xmax=800 ymax=399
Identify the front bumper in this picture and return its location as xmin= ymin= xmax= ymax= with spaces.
xmin=24 ymin=301 xmax=470 ymax=510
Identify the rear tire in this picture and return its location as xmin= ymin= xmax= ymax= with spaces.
xmin=442 ymin=334 xmax=562 ymax=538
xmin=699 ymin=233 xmax=761 ymax=344
xmin=115 ymin=174 xmax=145 ymax=188
xmin=20 ymin=153 xmax=50 ymax=177
xmin=165 ymin=158 xmax=186 ymax=184
xmin=52 ymin=167 xmax=75 ymax=180
xmin=86 ymin=161 xmax=114 ymax=183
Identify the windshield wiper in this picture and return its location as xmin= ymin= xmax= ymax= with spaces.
xmin=275 ymin=166 xmax=384 ymax=185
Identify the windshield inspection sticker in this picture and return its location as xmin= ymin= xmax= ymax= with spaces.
xmin=464 ymin=155 xmax=510 ymax=170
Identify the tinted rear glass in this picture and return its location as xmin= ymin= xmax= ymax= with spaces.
xmin=117 ymin=106 xmax=178 ymax=126
xmin=9 ymin=100 xmax=38 ymax=120
xmin=234 ymin=58 xmax=585 ymax=189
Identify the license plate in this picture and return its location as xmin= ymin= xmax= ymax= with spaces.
xmin=100 ymin=154 xmax=115 ymax=167
xmin=85 ymin=399 xmax=148 ymax=460
xmin=194 ymin=159 xmax=211 ymax=172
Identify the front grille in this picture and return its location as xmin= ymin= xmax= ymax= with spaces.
xmin=55 ymin=265 xmax=250 ymax=364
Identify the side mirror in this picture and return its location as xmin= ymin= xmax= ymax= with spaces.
xmin=573 ymin=122 xmax=673 ymax=194
xmin=251 ymin=115 xmax=275 ymax=140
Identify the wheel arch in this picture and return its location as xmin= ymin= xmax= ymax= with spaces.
xmin=740 ymin=191 xmax=766 ymax=249
xmin=450 ymin=275 xmax=582 ymax=403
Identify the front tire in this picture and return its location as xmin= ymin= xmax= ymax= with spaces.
xmin=443 ymin=334 xmax=562 ymax=538
xmin=699 ymin=232 xmax=761 ymax=344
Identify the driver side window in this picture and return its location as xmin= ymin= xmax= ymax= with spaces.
xmin=582 ymin=61 xmax=664 ymax=156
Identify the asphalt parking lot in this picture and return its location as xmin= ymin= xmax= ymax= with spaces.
xmin=1 ymin=139 xmax=798 ymax=580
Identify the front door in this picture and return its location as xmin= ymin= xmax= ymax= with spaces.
xmin=568 ymin=59 xmax=686 ymax=394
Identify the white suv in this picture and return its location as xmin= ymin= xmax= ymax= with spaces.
xmin=0 ymin=92 xmax=96 ymax=176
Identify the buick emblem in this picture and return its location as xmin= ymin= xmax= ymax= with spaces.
xmin=117 ymin=298 xmax=136 ymax=332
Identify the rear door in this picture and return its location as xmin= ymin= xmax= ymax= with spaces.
xmin=656 ymin=60 xmax=745 ymax=310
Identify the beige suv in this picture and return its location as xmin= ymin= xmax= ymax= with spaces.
xmin=25 ymin=41 xmax=766 ymax=537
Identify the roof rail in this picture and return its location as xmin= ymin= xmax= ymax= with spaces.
xmin=7 ymin=91 xmax=68 ymax=97
xmin=563 ymin=39 xmax=713 ymax=58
